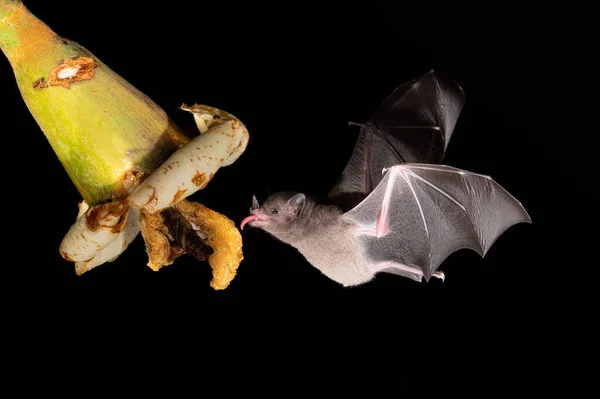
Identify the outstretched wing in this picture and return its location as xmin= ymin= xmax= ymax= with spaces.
xmin=343 ymin=164 xmax=531 ymax=282
xmin=329 ymin=70 xmax=466 ymax=211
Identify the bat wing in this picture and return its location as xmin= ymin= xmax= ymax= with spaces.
xmin=343 ymin=164 xmax=531 ymax=282
xmin=329 ymin=70 xmax=466 ymax=211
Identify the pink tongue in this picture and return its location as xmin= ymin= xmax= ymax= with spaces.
xmin=240 ymin=215 xmax=259 ymax=230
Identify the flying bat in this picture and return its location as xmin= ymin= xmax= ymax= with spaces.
xmin=240 ymin=70 xmax=531 ymax=286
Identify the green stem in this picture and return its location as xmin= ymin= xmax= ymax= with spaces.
xmin=0 ymin=1 xmax=22 ymax=19
xmin=0 ymin=1 xmax=190 ymax=206
xmin=1 ymin=1 xmax=24 ymax=53
xmin=0 ymin=1 xmax=56 ymax=65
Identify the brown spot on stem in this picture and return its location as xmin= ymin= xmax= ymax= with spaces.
xmin=192 ymin=171 xmax=206 ymax=187
xmin=32 ymin=77 xmax=47 ymax=90
xmin=169 ymin=189 xmax=188 ymax=207
xmin=48 ymin=56 xmax=96 ymax=88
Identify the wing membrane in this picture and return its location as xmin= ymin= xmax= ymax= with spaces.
xmin=343 ymin=164 xmax=531 ymax=280
xmin=329 ymin=70 xmax=466 ymax=211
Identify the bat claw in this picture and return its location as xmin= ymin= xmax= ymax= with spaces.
xmin=432 ymin=271 xmax=445 ymax=282
xmin=348 ymin=121 xmax=365 ymax=128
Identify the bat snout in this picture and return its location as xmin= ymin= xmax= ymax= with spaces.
xmin=240 ymin=208 xmax=269 ymax=230
xmin=240 ymin=214 xmax=259 ymax=230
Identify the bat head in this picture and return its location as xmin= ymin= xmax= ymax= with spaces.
xmin=240 ymin=191 xmax=306 ymax=234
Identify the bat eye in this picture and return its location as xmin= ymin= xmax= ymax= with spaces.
xmin=271 ymin=209 xmax=278 ymax=215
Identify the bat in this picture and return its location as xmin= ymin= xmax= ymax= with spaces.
xmin=240 ymin=70 xmax=531 ymax=286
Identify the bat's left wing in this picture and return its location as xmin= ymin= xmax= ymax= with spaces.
xmin=343 ymin=163 xmax=531 ymax=282
xmin=329 ymin=70 xmax=465 ymax=211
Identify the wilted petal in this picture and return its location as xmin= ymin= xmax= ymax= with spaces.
xmin=175 ymin=199 xmax=243 ymax=290
xmin=139 ymin=209 xmax=185 ymax=271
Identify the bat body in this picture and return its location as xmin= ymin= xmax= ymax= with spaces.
xmin=241 ymin=70 xmax=531 ymax=286
xmin=242 ymin=192 xmax=377 ymax=286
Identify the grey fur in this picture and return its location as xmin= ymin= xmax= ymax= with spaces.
xmin=246 ymin=192 xmax=375 ymax=287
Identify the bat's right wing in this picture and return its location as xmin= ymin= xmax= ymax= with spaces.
xmin=343 ymin=164 xmax=531 ymax=282
xmin=329 ymin=70 xmax=466 ymax=211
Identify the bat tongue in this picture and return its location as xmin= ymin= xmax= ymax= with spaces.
xmin=240 ymin=215 xmax=259 ymax=230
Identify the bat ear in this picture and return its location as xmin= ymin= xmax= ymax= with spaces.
xmin=286 ymin=193 xmax=306 ymax=217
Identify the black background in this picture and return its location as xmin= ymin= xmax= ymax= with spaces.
xmin=2 ymin=0 xmax=597 ymax=393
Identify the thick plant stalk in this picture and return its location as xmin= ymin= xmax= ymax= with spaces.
xmin=1 ymin=1 xmax=249 ymax=288
xmin=1 ymin=0 xmax=189 ymax=205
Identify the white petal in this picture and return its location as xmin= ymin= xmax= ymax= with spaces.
xmin=127 ymin=118 xmax=249 ymax=214
xmin=59 ymin=200 xmax=129 ymax=262
xmin=74 ymin=208 xmax=141 ymax=275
